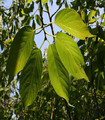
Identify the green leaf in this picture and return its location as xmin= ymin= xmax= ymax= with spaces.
xmin=101 ymin=22 xmax=105 ymax=27
xmin=32 ymin=20 xmax=36 ymax=29
xmin=81 ymin=11 xmax=86 ymax=21
xmin=55 ymin=32 xmax=89 ymax=82
xmin=6 ymin=26 xmax=34 ymax=82
xmin=88 ymin=18 xmax=98 ymax=24
xmin=42 ymin=0 xmax=48 ymax=4
xmin=20 ymin=48 xmax=42 ymax=108
xmin=26 ymin=0 xmax=32 ymax=3
xmin=101 ymin=14 xmax=105 ymax=21
xmin=55 ymin=8 xmax=94 ymax=40
xmin=48 ymin=44 xmax=70 ymax=103
xmin=35 ymin=14 xmax=41 ymax=26
xmin=88 ymin=10 xmax=96 ymax=20
xmin=21 ymin=2 xmax=34 ymax=15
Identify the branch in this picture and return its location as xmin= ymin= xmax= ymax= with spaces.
xmin=33 ymin=26 xmax=42 ymax=32
xmin=40 ymin=36 xmax=51 ymax=49
xmin=51 ymin=98 xmax=56 ymax=120
xmin=46 ymin=3 xmax=55 ymax=36
xmin=45 ymin=31 xmax=56 ymax=37
xmin=39 ymin=0 xmax=48 ymax=41
xmin=35 ymin=29 xmax=43 ymax=35
xmin=33 ymin=9 xmax=48 ymax=15
xmin=33 ymin=22 xmax=54 ymax=32
xmin=51 ymin=0 xmax=65 ymax=18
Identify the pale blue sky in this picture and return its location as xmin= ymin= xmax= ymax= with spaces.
xmin=2 ymin=0 xmax=104 ymax=52
xmin=3 ymin=0 xmax=68 ymax=52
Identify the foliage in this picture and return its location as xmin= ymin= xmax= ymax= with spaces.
xmin=0 ymin=0 xmax=105 ymax=119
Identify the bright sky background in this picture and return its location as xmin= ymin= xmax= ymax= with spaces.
xmin=3 ymin=0 xmax=70 ymax=52
xmin=2 ymin=0 xmax=104 ymax=52
xmin=2 ymin=0 xmax=103 ymax=51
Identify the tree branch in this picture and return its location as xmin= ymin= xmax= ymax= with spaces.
xmin=46 ymin=3 xmax=55 ymax=37
xmin=51 ymin=0 xmax=65 ymax=18
xmin=51 ymin=97 xmax=56 ymax=120
xmin=39 ymin=0 xmax=47 ymax=39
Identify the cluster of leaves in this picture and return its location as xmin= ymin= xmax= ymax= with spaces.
xmin=0 ymin=0 xmax=105 ymax=119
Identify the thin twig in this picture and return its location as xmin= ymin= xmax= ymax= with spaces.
xmin=33 ymin=26 xmax=42 ymax=32
xmin=40 ymin=37 xmax=51 ymax=49
xmin=40 ymin=38 xmax=45 ymax=49
xmin=35 ymin=29 xmax=43 ymax=35
xmin=51 ymin=0 xmax=65 ymax=18
xmin=39 ymin=0 xmax=48 ymax=48
xmin=45 ymin=31 xmax=56 ymax=37
xmin=33 ymin=9 xmax=48 ymax=15
xmin=51 ymin=98 xmax=56 ymax=120
xmin=46 ymin=37 xmax=51 ymax=45
xmin=44 ymin=21 xmax=54 ymax=26
xmin=33 ymin=22 xmax=54 ymax=32
xmin=46 ymin=3 xmax=55 ymax=37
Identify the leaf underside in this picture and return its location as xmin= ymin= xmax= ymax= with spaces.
xmin=48 ymin=44 xmax=70 ymax=103
xmin=55 ymin=8 xmax=94 ymax=40
xmin=20 ymin=48 xmax=42 ymax=108
xmin=6 ymin=26 xmax=34 ymax=82
xmin=55 ymin=32 xmax=89 ymax=82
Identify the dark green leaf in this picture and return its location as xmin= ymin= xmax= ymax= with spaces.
xmin=6 ymin=26 xmax=34 ymax=82
xmin=20 ymin=48 xmax=42 ymax=108
xmin=32 ymin=20 xmax=36 ymax=29
xmin=35 ymin=14 xmax=41 ymax=26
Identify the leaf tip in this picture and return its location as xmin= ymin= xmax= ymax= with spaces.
xmin=68 ymin=103 xmax=75 ymax=108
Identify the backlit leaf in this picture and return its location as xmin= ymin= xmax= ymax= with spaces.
xmin=88 ymin=10 xmax=96 ymax=20
xmin=35 ymin=14 xmax=41 ymax=26
xmin=48 ymin=44 xmax=70 ymax=103
xmin=55 ymin=8 xmax=94 ymax=40
xmin=26 ymin=0 xmax=32 ymax=3
xmin=88 ymin=18 xmax=98 ymax=24
xmin=6 ymin=26 xmax=34 ymax=82
xmin=42 ymin=0 xmax=48 ymax=4
xmin=81 ymin=11 xmax=86 ymax=21
xmin=55 ymin=32 xmax=89 ymax=81
xmin=20 ymin=48 xmax=42 ymax=108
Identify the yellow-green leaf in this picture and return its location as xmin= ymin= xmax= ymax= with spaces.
xmin=81 ymin=11 xmax=86 ymax=21
xmin=55 ymin=8 xmax=94 ymax=40
xmin=26 ymin=0 xmax=32 ymax=3
xmin=55 ymin=32 xmax=89 ymax=82
xmin=88 ymin=10 xmax=96 ymax=20
xmin=48 ymin=44 xmax=70 ymax=103
xmin=89 ymin=18 xmax=99 ymax=24
xmin=42 ymin=0 xmax=48 ymax=4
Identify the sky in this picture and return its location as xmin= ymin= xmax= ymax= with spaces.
xmin=2 ymin=0 xmax=104 ymax=53
xmin=1 ymin=0 xmax=104 ymax=55
xmin=3 ymin=0 xmax=68 ymax=52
